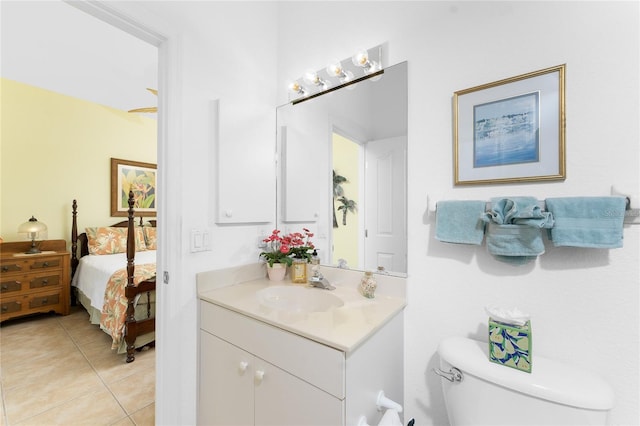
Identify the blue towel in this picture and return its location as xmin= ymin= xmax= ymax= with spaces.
xmin=435 ymin=200 xmax=486 ymax=245
xmin=545 ymin=197 xmax=626 ymax=248
xmin=483 ymin=197 xmax=554 ymax=228
xmin=482 ymin=197 xmax=552 ymax=265
xmin=485 ymin=223 xmax=544 ymax=265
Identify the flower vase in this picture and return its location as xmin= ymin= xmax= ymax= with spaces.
xmin=266 ymin=263 xmax=287 ymax=281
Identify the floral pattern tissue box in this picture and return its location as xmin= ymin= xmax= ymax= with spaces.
xmin=489 ymin=319 xmax=532 ymax=373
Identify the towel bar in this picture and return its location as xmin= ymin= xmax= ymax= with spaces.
xmin=427 ymin=195 xmax=639 ymax=225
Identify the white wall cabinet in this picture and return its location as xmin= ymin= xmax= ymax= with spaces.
xmin=199 ymin=300 xmax=404 ymax=426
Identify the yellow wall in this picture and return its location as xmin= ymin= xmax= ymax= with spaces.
xmin=331 ymin=133 xmax=359 ymax=267
xmin=0 ymin=78 xmax=156 ymax=244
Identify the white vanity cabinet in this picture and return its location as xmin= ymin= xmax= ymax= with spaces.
xmin=198 ymin=299 xmax=404 ymax=426
xmin=199 ymin=301 xmax=344 ymax=426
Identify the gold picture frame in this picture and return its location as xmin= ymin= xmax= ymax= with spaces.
xmin=454 ymin=64 xmax=566 ymax=185
xmin=110 ymin=158 xmax=157 ymax=217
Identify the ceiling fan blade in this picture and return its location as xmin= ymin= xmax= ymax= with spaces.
xmin=128 ymin=107 xmax=158 ymax=113
xmin=146 ymin=88 xmax=158 ymax=96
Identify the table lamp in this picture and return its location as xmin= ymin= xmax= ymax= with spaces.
xmin=17 ymin=216 xmax=48 ymax=254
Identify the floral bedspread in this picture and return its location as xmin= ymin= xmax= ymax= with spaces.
xmin=100 ymin=263 xmax=156 ymax=349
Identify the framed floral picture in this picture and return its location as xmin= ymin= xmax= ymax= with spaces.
xmin=454 ymin=64 xmax=566 ymax=185
xmin=110 ymin=158 xmax=157 ymax=217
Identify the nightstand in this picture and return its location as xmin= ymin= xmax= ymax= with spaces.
xmin=0 ymin=239 xmax=70 ymax=322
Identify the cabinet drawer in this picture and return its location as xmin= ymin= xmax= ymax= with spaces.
xmin=1 ymin=300 xmax=22 ymax=314
xmin=30 ymin=257 xmax=61 ymax=270
xmin=1 ymin=290 xmax=65 ymax=321
xmin=29 ymin=273 xmax=60 ymax=289
xmin=0 ymin=261 xmax=23 ymax=273
xmin=29 ymin=293 xmax=60 ymax=309
xmin=1 ymin=255 xmax=62 ymax=276
xmin=201 ymin=301 xmax=346 ymax=399
xmin=1 ymin=280 xmax=23 ymax=294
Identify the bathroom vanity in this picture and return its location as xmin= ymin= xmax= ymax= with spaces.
xmin=197 ymin=263 xmax=406 ymax=426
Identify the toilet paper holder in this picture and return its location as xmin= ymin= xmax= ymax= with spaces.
xmin=357 ymin=390 xmax=404 ymax=426
xmin=376 ymin=390 xmax=403 ymax=412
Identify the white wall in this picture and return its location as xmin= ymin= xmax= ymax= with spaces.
xmin=21 ymin=1 xmax=638 ymax=425
xmin=277 ymin=2 xmax=639 ymax=425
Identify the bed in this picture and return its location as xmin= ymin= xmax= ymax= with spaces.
xmin=70 ymin=191 xmax=156 ymax=363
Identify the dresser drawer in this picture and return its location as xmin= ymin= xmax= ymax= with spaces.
xmin=1 ymin=271 xmax=61 ymax=294
xmin=1 ymin=300 xmax=22 ymax=315
xmin=1 ymin=280 xmax=23 ymax=294
xmin=29 ymin=293 xmax=60 ymax=309
xmin=1 ymin=255 xmax=62 ymax=276
xmin=29 ymin=257 xmax=62 ymax=270
xmin=29 ymin=272 xmax=60 ymax=289
xmin=1 ymin=290 xmax=64 ymax=319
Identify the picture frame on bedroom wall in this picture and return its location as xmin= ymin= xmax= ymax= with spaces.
xmin=110 ymin=157 xmax=157 ymax=217
xmin=453 ymin=64 xmax=566 ymax=185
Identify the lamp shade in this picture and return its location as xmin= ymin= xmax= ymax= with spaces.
xmin=18 ymin=216 xmax=47 ymax=235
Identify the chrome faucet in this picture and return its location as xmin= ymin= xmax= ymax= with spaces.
xmin=308 ymin=263 xmax=335 ymax=290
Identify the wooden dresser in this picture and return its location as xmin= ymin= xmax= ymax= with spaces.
xmin=0 ymin=239 xmax=70 ymax=322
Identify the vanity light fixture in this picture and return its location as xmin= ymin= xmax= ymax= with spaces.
xmin=287 ymin=44 xmax=384 ymax=103
xmin=326 ymin=60 xmax=354 ymax=84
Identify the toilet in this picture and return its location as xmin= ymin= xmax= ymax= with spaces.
xmin=435 ymin=336 xmax=615 ymax=425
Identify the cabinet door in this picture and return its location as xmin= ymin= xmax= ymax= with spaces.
xmin=200 ymin=331 xmax=254 ymax=426
xmin=254 ymin=358 xmax=344 ymax=426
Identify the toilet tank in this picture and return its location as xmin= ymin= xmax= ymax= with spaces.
xmin=436 ymin=337 xmax=615 ymax=426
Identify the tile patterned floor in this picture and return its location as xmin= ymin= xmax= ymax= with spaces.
xmin=0 ymin=307 xmax=155 ymax=425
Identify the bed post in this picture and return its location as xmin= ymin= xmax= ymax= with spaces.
xmin=125 ymin=191 xmax=138 ymax=363
xmin=71 ymin=200 xmax=79 ymax=306
xmin=71 ymin=200 xmax=79 ymax=278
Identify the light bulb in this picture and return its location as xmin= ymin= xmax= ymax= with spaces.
xmin=303 ymin=70 xmax=329 ymax=90
xmin=288 ymin=81 xmax=306 ymax=96
xmin=352 ymin=49 xmax=380 ymax=75
xmin=352 ymin=50 xmax=369 ymax=67
xmin=326 ymin=60 xmax=354 ymax=83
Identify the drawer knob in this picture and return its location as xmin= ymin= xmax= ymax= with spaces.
xmin=1 ymin=285 xmax=7 ymax=290
xmin=43 ymin=262 xmax=49 ymax=267
xmin=42 ymin=279 xmax=49 ymax=285
xmin=41 ymin=298 xmax=48 ymax=304
xmin=1 ymin=266 xmax=8 ymax=272
xmin=238 ymin=361 xmax=249 ymax=374
xmin=254 ymin=370 xmax=265 ymax=384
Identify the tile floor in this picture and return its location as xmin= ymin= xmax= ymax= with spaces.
xmin=0 ymin=307 xmax=155 ymax=425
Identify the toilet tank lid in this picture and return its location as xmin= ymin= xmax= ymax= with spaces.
xmin=437 ymin=336 xmax=615 ymax=410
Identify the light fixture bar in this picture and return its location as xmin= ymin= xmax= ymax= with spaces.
xmin=292 ymin=68 xmax=384 ymax=105
xmin=288 ymin=44 xmax=384 ymax=102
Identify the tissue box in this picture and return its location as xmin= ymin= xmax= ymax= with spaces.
xmin=488 ymin=319 xmax=532 ymax=373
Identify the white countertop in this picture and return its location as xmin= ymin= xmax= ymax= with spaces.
xmin=197 ymin=264 xmax=406 ymax=353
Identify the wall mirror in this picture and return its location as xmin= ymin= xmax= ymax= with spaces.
xmin=276 ymin=61 xmax=407 ymax=276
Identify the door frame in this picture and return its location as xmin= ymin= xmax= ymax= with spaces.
xmin=64 ymin=1 xmax=182 ymax=423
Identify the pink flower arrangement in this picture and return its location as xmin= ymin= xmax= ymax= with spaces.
xmin=260 ymin=228 xmax=315 ymax=267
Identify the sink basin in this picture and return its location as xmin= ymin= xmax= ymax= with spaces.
xmin=256 ymin=285 xmax=344 ymax=313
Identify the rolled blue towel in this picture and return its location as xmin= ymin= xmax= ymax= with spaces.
xmin=483 ymin=197 xmax=554 ymax=228
xmin=485 ymin=223 xmax=544 ymax=265
xmin=435 ymin=200 xmax=486 ymax=245
xmin=545 ymin=197 xmax=626 ymax=248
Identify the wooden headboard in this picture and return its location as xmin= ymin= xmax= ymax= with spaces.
xmin=70 ymin=199 xmax=156 ymax=279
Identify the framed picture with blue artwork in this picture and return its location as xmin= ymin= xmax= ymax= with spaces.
xmin=453 ymin=64 xmax=566 ymax=185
